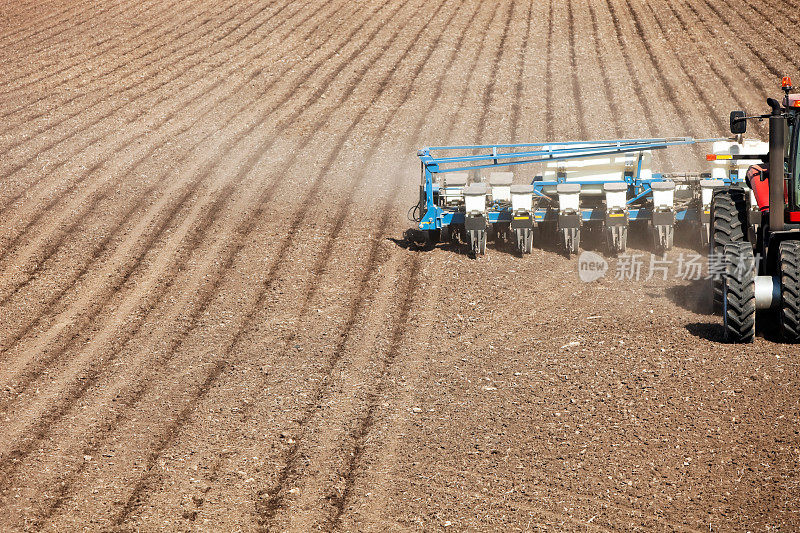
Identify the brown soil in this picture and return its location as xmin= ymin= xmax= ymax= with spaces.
xmin=0 ymin=0 xmax=798 ymax=530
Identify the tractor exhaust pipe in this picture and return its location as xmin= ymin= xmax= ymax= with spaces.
xmin=768 ymin=98 xmax=785 ymax=231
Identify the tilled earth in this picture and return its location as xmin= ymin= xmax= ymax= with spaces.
xmin=0 ymin=0 xmax=799 ymax=530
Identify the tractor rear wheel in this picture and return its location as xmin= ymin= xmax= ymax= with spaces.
xmin=779 ymin=241 xmax=800 ymax=343
xmin=722 ymin=241 xmax=756 ymax=343
xmin=711 ymin=188 xmax=748 ymax=311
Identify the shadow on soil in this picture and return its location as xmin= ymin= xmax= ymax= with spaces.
xmin=666 ymin=278 xmax=714 ymax=315
xmin=395 ymin=221 xmax=709 ymax=264
xmin=685 ymin=311 xmax=783 ymax=343
xmin=389 ymin=229 xmax=473 ymax=256
xmin=391 ymin=228 xmax=526 ymax=258
xmin=684 ymin=322 xmax=725 ymax=342
xmin=670 ymin=277 xmax=785 ymax=343
xmin=395 ymin=226 xmax=606 ymax=259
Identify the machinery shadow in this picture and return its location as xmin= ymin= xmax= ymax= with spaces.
xmin=666 ymin=278 xmax=714 ymax=315
xmin=394 ymin=229 xmax=529 ymax=258
xmin=684 ymin=322 xmax=725 ymax=342
xmin=397 ymin=223 xmax=707 ymax=259
xmin=685 ymin=311 xmax=783 ymax=343
xmin=754 ymin=313 xmax=785 ymax=342
xmin=390 ymin=230 xmax=434 ymax=252
xmin=391 ymin=230 xmax=474 ymax=257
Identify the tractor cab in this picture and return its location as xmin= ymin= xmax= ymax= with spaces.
xmin=786 ymin=92 xmax=800 ymax=220
xmin=730 ymin=78 xmax=800 ymax=228
xmin=713 ymin=76 xmax=800 ymax=343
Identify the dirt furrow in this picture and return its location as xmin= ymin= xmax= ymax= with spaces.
xmin=100 ymin=37 xmax=440 ymax=526
xmin=256 ymin=7 xmax=487 ymax=530
xmin=104 ymin=0 xmax=467 ymax=525
xmin=513 ymin=2 xmax=549 ymax=145
xmin=622 ymin=0 xmax=724 ymax=134
xmin=4 ymin=0 xmax=350 ymax=370
xmin=0 ymin=0 xmax=52 ymax=27
xmin=19 ymin=137 xmax=311 ymax=529
xmin=544 ymin=0 xmax=555 ymax=140
xmin=0 ymin=0 xmax=237 ymax=117
xmin=590 ymin=0 xmax=655 ymax=138
xmin=0 ymin=1 xmax=73 ymax=36
xmin=653 ymin=0 xmax=772 ymax=145
xmin=0 ymin=1 xmax=170 ymax=98
xmin=566 ymin=0 xmax=590 ymax=140
xmin=104 ymin=0 xmax=494 ymax=524
xmin=0 ymin=0 xmax=376 ymax=385
xmin=0 ymin=180 xmax=231 ymax=399
xmin=0 ymin=0 xmax=337 ymax=310
xmin=509 ymin=0 xmax=532 ymax=142
xmin=0 ymin=0 xmax=456 ymax=524
xmin=602 ymin=0 xmax=705 ymax=166
xmin=328 ymin=1 xmax=537 ymax=526
xmin=327 ymin=256 xmax=421 ymax=530
xmin=474 ymin=0 xmax=513 ymax=143
xmin=0 ymin=0 xmax=300 ymax=201
xmin=581 ymin=0 xmax=622 ymax=139
xmin=342 ymin=3 xmax=544 ymax=523
xmin=319 ymin=34 xmax=521 ymax=516
xmin=332 ymin=10 xmax=528 ymax=521
xmin=0 ymin=0 xmax=183 ymax=96
xmin=548 ymin=0 xmax=583 ymax=139
xmin=705 ymin=0 xmax=796 ymax=76
xmin=639 ymin=2 xmax=730 ymax=133
xmin=259 ymin=2 xmax=516 ymax=528
xmin=0 ymin=0 xmax=278 ymax=122
xmin=755 ymin=0 xmax=800 ymax=37
xmin=2 ymin=1 xmax=799 ymax=531
xmin=451 ymin=1 xmax=513 ymax=146
xmin=676 ymin=0 xmax=773 ymax=101
xmin=659 ymin=0 xmax=762 ymax=114
xmin=0 ymin=0 xmax=127 ymax=50
xmin=0 ymin=0 xmax=348 ymax=297
xmin=0 ymin=0 xmax=415 ymax=418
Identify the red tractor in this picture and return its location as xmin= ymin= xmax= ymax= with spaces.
xmin=713 ymin=77 xmax=800 ymax=343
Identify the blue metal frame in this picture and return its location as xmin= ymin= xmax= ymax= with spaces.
xmin=417 ymin=138 xmax=726 ymax=230
xmin=431 ymin=204 xmax=700 ymax=226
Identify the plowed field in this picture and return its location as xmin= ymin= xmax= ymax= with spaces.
xmin=1 ymin=0 xmax=798 ymax=530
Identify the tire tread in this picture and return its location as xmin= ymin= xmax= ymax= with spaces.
xmin=723 ymin=241 xmax=756 ymax=343
xmin=779 ymin=241 xmax=800 ymax=343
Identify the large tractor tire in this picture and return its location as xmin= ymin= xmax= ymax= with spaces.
xmin=722 ymin=241 xmax=756 ymax=343
xmin=711 ymin=188 xmax=748 ymax=311
xmin=779 ymin=241 xmax=800 ymax=343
